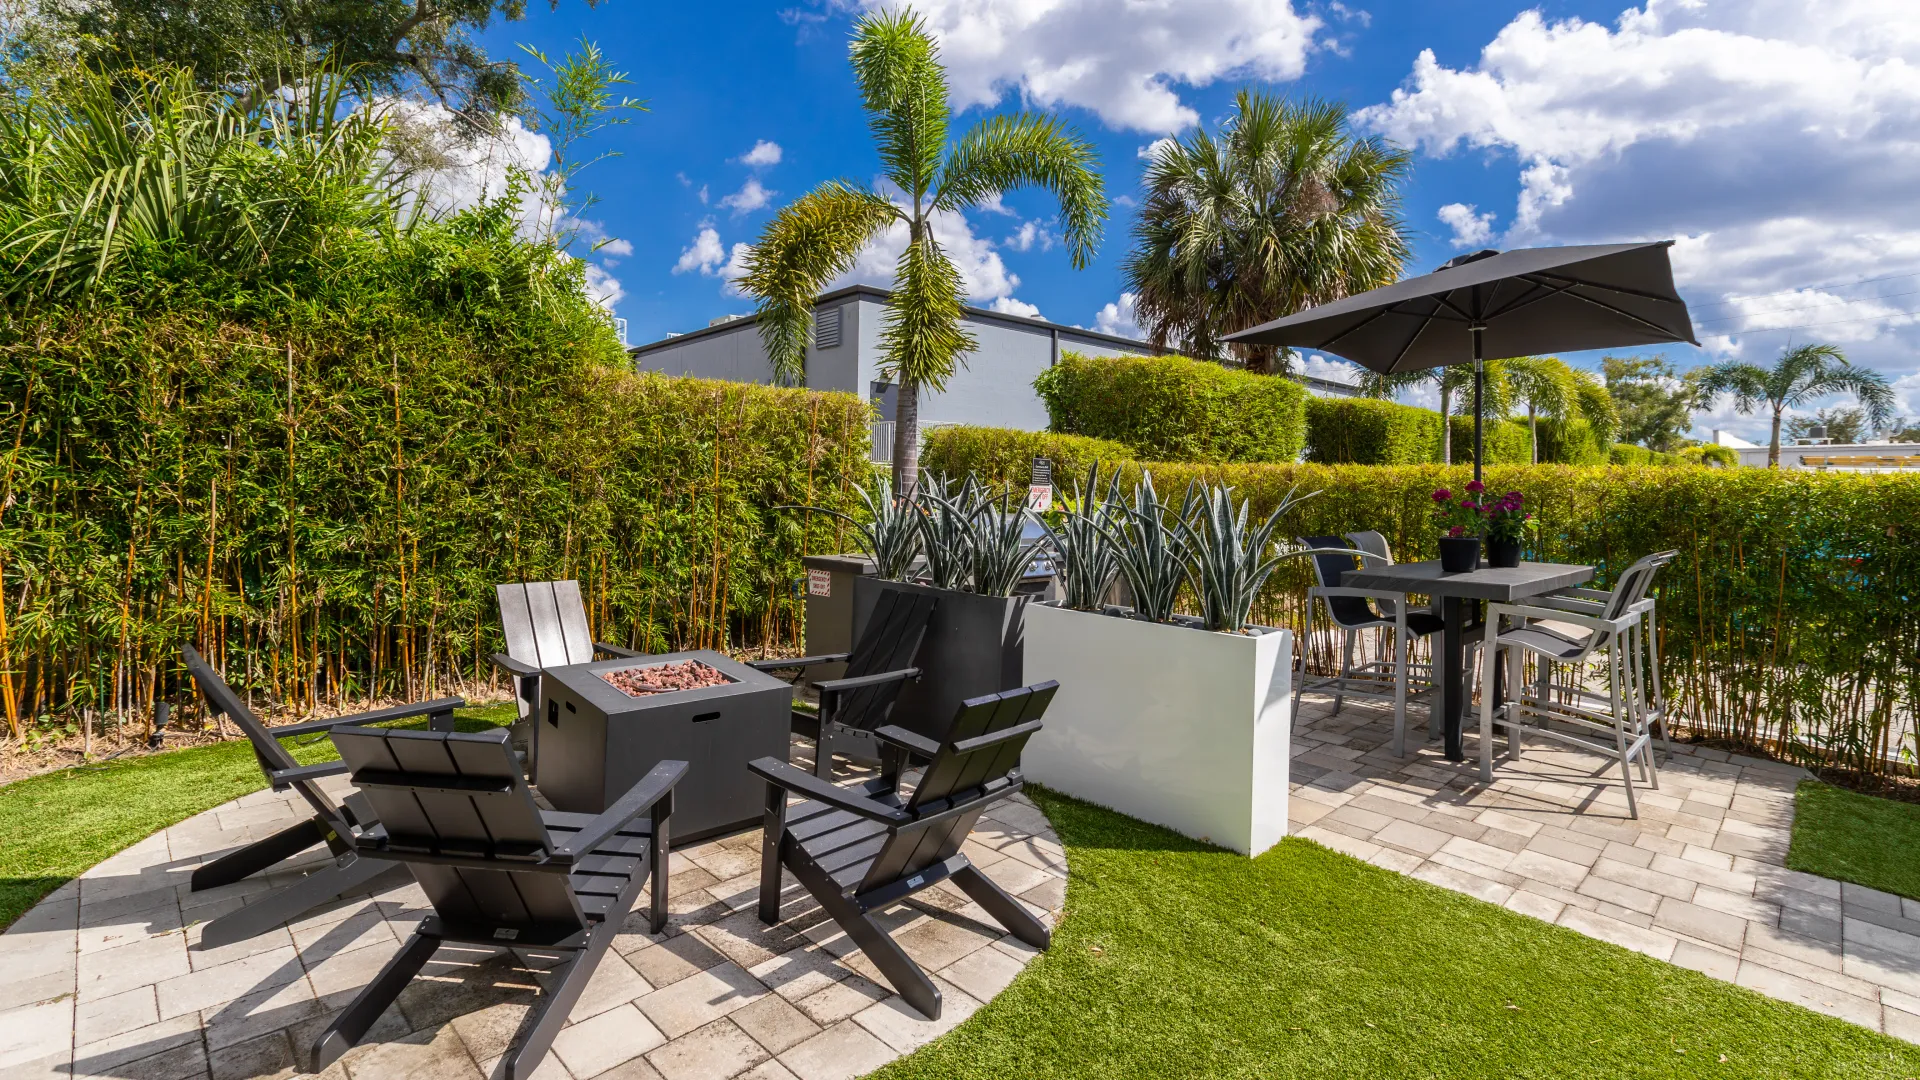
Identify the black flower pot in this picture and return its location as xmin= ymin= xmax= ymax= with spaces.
xmin=1438 ymin=535 xmax=1481 ymax=573
xmin=1486 ymin=537 xmax=1523 ymax=568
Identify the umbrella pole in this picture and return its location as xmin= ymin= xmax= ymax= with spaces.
xmin=1471 ymin=326 xmax=1485 ymax=486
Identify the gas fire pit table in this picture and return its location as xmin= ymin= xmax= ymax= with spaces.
xmin=537 ymin=649 xmax=791 ymax=842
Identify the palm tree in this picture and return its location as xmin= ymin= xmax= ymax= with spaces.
xmin=1503 ymin=356 xmax=1617 ymax=463
xmin=737 ymin=9 xmax=1105 ymax=491
xmin=1697 ymin=344 xmax=1895 ymax=467
xmin=1357 ymin=363 xmax=1509 ymax=464
xmin=1123 ymin=90 xmax=1411 ymax=374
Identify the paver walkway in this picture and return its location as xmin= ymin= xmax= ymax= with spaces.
xmin=0 ymin=741 xmax=1066 ymax=1080
xmin=1288 ymin=692 xmax=1920 ymax=1044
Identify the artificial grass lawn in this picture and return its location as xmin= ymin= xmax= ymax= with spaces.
xmin=0 ymin=701 xmax=517 ymax=931
xmin=880 ymin=788 xmax=1920 ymax=1080
xmin=1788 ymin=779 xmax=1920 ymax=902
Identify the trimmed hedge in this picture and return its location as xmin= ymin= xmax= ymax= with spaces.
xmin=1610 ymin=443 xmax=1680 ymax=466
xmin=1033 ymin=351 xmax=1306 ymax=463
xmin=921 ymin=427 xmax=1130 ymax=486
xmin=925 ymin=431 xmax=1920 ymax=778
xmin=1534 ymin=417 xmax=1609 ymax=466
xmin=1305 ymin=397 xmax=1442 ymax=465
xmin=1447 ymin=415 xmax=1534 ymax=467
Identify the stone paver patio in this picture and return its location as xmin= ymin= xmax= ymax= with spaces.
xmin=1289 ymin=691 xmax=1920 ymax=1044
xmin=0 ymin=740 xmax=1065 ymax=1080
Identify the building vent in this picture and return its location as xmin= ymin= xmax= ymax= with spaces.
xmin=814 ymin=307 xmax=844 ymax=349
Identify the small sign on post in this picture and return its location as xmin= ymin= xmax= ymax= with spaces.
xmin=807 ymin=569 xmax=832 ymax=597
xmin=1027 ymin=457 xmax=1053 ymax=513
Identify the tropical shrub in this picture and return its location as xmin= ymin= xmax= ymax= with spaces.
xmin=921 ymin=426 xmax=1130 ymax=484
xmin=1305 ymin=397 xmax=1442 ymax=465
xmin=1033 ymin=351 xmax=1307 ymax=463
xmin=928 ymin=431 xmax=1920 ymax=779
xmin=1447 ymin=415 xmax=1533 ymax=467
xmin=1535 ymin=417 xmax=1610 ymax=466
xmin=1610 ymin=443 xmax=1680 ymax=466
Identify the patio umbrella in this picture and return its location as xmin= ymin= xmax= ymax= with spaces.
xmin=1223 ymin=241 xmax=1698 ymax=481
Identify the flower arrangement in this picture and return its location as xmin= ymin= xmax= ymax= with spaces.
xmin=1484 ymin=489 xmax=1539 ymax=545
xmin=1431 ymin=480 xmax=1489 ymax=537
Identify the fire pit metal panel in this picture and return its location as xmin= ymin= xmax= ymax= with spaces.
xmin=538 ymin=649 xmax=791 ymax=841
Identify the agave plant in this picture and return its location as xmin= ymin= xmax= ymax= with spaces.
xmin=968 ymin=487 xmax=1045 ymax=596
xmin=779 ymin=475 xmax=920 ymax=580
xmin=1178 ymin=483 xmax=1321 ymax=633
xmin=914 ymin=472 xmax=976 ymax=590
xmin=1035 ymin=463 xmax=1122 ymax=610
xmin=1096 ymin=471 xmax=1189 ymax=623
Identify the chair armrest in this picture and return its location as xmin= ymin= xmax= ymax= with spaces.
xmin=491 ymin=652 xmax=540 ymax=679
xmin=746 ymin=653 xmax=851 ymax=672
xmin=1551 ymin=586 xmax=1614 ymax=603
xmin=1487 ymin=603 xmax=1628 ymax=632
xmin=267 ymin=761 xmax=349 ymax=789
xmin=872 ymin=725 xmax=940 ymax=759
xmin=268 ymin=696 xmax=464 ymax=739
xmin=747 ymin=757 xmax=912 ymax=825
xmin=815 ymin=667 xmax=921 ymax=696
xmin=595 ymin=641 xmax=643 ymax=659
xmin=549 ymin=760 xmax=688 ymax=863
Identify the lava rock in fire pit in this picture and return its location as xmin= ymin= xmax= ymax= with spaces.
xmin=598 ymin=660 xmax=733 ymax=697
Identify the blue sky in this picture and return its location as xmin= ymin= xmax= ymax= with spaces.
xmin=465 ymin=1 xmax=1920 ymax=441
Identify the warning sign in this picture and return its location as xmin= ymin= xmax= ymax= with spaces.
xmin=807 ymin=569 xmax=832 ymax=597
xmin=1026 ymin=484 xmax=1052 ymax=513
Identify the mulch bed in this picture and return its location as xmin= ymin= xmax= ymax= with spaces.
xmin=598 ymin=660 xmax=733 ymax=697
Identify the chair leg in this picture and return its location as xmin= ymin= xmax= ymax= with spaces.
xmin=1478 ymin=635 xmax=1500 ymax=783
xmin=505 ymin=940 xmax=604 ymax=1080
xmin=821 ymin=885 xmax=941 ymax=1019
xmin=1392 ymin=623 xmax=1409 ymax=758
xmin=1505 ymin=645 xmax=1525 ymax=762
xmin=1610 ymin=650 xmax=1638 ymax=820
xmin=191 ymin=817 xmax=329 ymax=891
xmin=650 ymin=795 xmax=672 ymax=935
xmin=200 ymin=855 xmax=407 ymax=950
xmin=1333 ymin=629 xmax=1356 ymax=714
xmin=311 ymin=932 xmax=439 ymax=1070
xmin=757 ymin=782 xmax=788 ymax=926
xmin=951 ymin=861 xmax=1051 ymax=950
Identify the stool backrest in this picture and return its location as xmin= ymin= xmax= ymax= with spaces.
xmin=330 ymin=726 xmax=585 ymax=932
xmin=1300 ymin=536 xmax=1378 ymax=629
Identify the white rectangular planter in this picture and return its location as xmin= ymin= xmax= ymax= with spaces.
xmin=1021 ymin=603 xmax=1293 ymax=856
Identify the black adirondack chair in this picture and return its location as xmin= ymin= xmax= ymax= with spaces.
xmin=312 ymin=725 xmax=684 ymax=1080
xmin=180 ymin=643 xmax=462 ymax=948
xmin=749 ymin=681 xmax=1056 ymax=1019
xmin=492 ymin=580 xmax=643 ymax=781
xmin=748 ymin=587 xmax=935 ymax=778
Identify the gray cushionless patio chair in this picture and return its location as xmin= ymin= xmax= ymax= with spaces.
xmin=180 ymin=643 xmax=461 ymax=948
xmin=1477 ymin=551 xmax=1672 ymax=815
xmin=747 ymin=587 xmax=935 ymax=778
xmin=1296 ymin=536 xmax=1444 ymax=757
xmin=492 ymin=580 xmax=644 ymax=782
xmin=1530 ymin=550 xmax=1680 ymax=764
xmin=311 ymin=725 xmax=684 ymax=1080
xmin=749 ymin=681 xmax=1057 ymax=1019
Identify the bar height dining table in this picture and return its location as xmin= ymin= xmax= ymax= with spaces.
xmin=1341 ymin=559 xmax=1595 ymax=762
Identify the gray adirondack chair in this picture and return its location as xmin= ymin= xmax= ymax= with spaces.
xmin=749 ymin=681 xmax=1056 ymax=1019
xmin=492 ymin=580 xmax=642 ymax=781
xmin=180 ymin=643 xmax=461 ymax=947
xmin=312 ymin=724 xmax=684 ymax=1080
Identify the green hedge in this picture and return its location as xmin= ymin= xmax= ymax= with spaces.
xmin=1610 ymin=443 xmax=1680 ymax=466
xmin=1535 ymin=418 xmax=1609 ymax=466
xmin=926 ymin=432 xmax=1920 ymax=778
xmin=1033 ymin=351 xmax=1306 ymax=463
xmin=922 ymin=427 xmax=1131 ymax=486
xmin=1447 ymin=415 xmax=1534 ymax=466
xmin=0 ymin=308 xmax=870 ymax=734
xmin=1305 ymin=397 xmax=1442 ymax=464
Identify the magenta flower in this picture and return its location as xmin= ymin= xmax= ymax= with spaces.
xmin=1465 ymin=480 xmax=1486 ymax=494
xmin=1432 ymin=488 xmax=1452 ymax=502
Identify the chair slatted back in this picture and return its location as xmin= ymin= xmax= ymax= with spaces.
xmin=1344 ymin=530 xmax=1394 ymax=569
xmin=1600 ymin=551 xmax=1675 ymax=624
xmin=855 ymin=682 xmax=1054 ymax=895
xmin=1301 ymin=535 xmax=1378 ymax=629
xmin=834 ymin=588 xmax=937 ymax=731
xmin=497 ymin=581 xmax=597 ymax=719
xmin=330 ymin=725 xmax=585 ymax=931
xmin=182 ymin=643 xmax=355 ymax=839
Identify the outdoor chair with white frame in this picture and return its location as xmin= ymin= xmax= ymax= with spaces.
xmin=1297 ymin=533 xmax=1445 ymax=758
xmin=1535 ymin=550 xmax=1679 ymax=765
xmin=1476 ymin=551 xmax=1675 ymax=817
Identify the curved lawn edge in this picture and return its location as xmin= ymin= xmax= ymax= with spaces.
xmin=0 ymin=703 xmax=517 ymax=932
xmin=875 ymin=785 xmax=1920 ymax=1080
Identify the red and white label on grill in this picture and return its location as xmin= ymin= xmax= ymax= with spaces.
xmin=808 ymin=569 xmax=832 ymax=597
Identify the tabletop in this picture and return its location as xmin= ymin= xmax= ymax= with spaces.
xmin=1343 ymin=560 xmax=1594 ymax=602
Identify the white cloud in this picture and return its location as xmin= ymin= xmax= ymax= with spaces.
xmin=719 ymin=177 xmax=776 ymax=215
xmin=384 ymin=100 xmax=554 ymax=230
xmin=583 ymin=263 xmax=626 ymax=312
xmin=740 ymin=140 xmax=784 ymax=166
xmin=856 ymin=0 xmax=1324 ymax=133
xmin=1300 ymin=354 xmax=1363 ymax=386
xmin=674 ymin=226 xmax=729 ymax=276
xmin=1436 ymin=203 xmax=1495 ymax=248
xmin=597 ymin=237 xmax=635 ymax=258
xmin=1137 ymin=136 xmax=1177 ymax=161
xmin=1003 ymin=220 xmax=1055 ymax=253
xmin=987 ymin=296 xmax=1043 ymax=318
xmin=1354 ymin=0 xmax=1920 ymax=387
xmin=975 ymin=191 xmax=1016 ymax=216
xmin=815 ymin=201 xmax=1027 ymax=305
xmin=1094 ymin=292 xmax=1143 ymax=338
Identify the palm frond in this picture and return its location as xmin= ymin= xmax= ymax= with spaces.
xmin=879 ymin=226 xmax=973 ymax=391
xmin=849 ymin=9 xmax=948 ymax=200
xmin=737 ymin=180 xmax=899 ymax=383
xmin=935 ymin=112 xmax=1107 ymax=269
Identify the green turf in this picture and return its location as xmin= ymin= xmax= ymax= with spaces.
xmin=1788 ymin=779 xmax=1920 ymax=902
xmin=877 ymin=788 xmax=1920 ymax=1080
xmin=0 ymin=701 xmax=517 ymax=931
